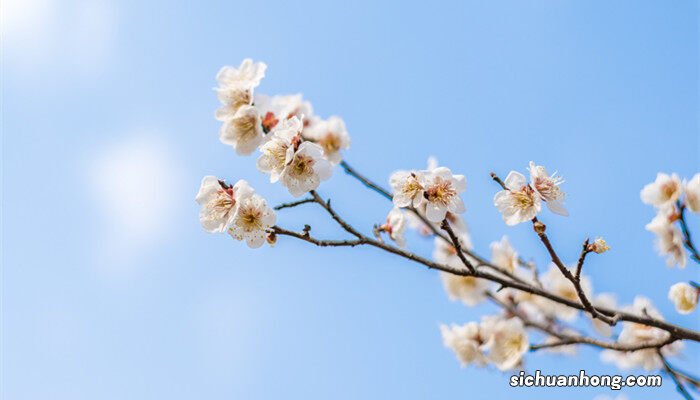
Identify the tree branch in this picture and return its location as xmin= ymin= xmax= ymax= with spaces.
xmin=441 ymin=219 xmax=476 ymax=273
xmin=678 ymin=201 xmax=700 ymax=265
xmin=274 ymin=197 xmax=316 ymax=210
xmin=658 ymin=349 xmax=694 ymax=400
xmin=530 ymin=217 xmax=617 ymax=326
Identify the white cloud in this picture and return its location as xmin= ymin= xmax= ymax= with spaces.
xmin=88 ymin=133 xmax=184 ymax=269
xmin=2 ymin=0 xmax=117 ymax=75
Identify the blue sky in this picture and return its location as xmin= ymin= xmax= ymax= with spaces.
xmin=2 ymin=1 xmax=698 ymax=399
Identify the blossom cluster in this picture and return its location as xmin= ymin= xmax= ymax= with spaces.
xmin=641 ymin=173 xmax=699 ymax=268
xmin=197 ymin=59 xmax=354 ymax=247
xmin=195 ymin=176 xmax=276 ymax=248
xmin=494 ymin=162 xmax=568 ymax=225
xmin=198 ymin=60 xmax=698 ymax=387
xmin=440 ymin=317 xmax=528 ymax=371
xmin=216 ymin=59 xmax=350 ymax=198
xmin=640 ymin=173 xmax=700 ymax=315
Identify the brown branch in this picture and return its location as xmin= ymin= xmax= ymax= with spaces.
xmin=441 ymin=219 xmax=476 ymax=273
xmin=274 ymin=197 xmax=315 ymax=210
xmin=272 ymin=226 xmax=366 ymax=247
xmin=574 ymin=239 xmax=590 ymax=280
xmin=658 ymin=350 xmax=694 ymax=400
xmin=490 ymin=172 xmax=508 ymax=190
xmin=339 ymin=160 xmax=393 ymax=200
xmin=678 ymin=201 xmax=700 ymax=264
xmin=487 ymin=293 xmax=676 ymax=353
xmin=340 ymin=159 xmax=528 ymax=285
xmin=332 ymin=161 xmax=700 ymax=343
xmin=530 ymin=217 xmax=617 ymax=325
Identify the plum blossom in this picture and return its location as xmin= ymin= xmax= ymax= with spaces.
xmin=668 ymin=282 xmax=698 ymax=314
xmin=684 ymin=173 xmax=700 ymax=213
xmin=303 ymin=116 xmax=350 ymax=164
xmin=215 ymin=59 xmax=266 ymax=121
xmin=490 ymin=236 xmax=519 ymax=274
xmin=440 ymin=322 xmax=487 ymax=367
xmin=228 ymin=193 xmax=276 ymax=248
xmin=255 ymin=93 xmax=315 ymax=133
xmin=589 ymin=237 xmax=610 ymax=254
xmin=421 ymin=167 xmax=466 ymax=223
xmin=640 ymin=173 xmax=683 ymax=209
xmin=279 ymin=139 xmax=332 ymax=197
xmin=440 ymin=272 xmax=490 ymax=306
xmin=390 ymin=170 xmax=425 ymax=208
xmin=220 ymin=105 xmax=264 ymax=155
xmin=257 ymin=117 xmax=302 ymax=182
xmin=528 ymin=161 xmax=568 ymax=216
xmin=601 ymin=297 xmax=682 ymax=370
xmin=645 ymin=208 xmax=687 ymax=268
xmin=380 ymin=207 xmax=407 ymax=247
xmin=480 ymin=317 xmax=529 ymax=371
xmin=494 ymin=171 xmax=541 ymax=225
xmin=195 ymin=176 xmax=254 ymax=233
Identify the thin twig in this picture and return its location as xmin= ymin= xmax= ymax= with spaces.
xmin=677 ymin=201 xmax=700 ymax=264
xmin=274 ymin=197 xmax=315 ymax=210
xmin=331 ymin=161 xmax=700 ymax=342
xmin=658 ymin=350 xmax=694 ymax=400
xmin=441 ymin=219 xmax=476 ymax=273
xmin=575 ymin=239 xmax=590 ymax=280
xmin=487 ymin=293 xmax=676 ymax=352
xmin=530 ymin=216 xmax=616 ymax=325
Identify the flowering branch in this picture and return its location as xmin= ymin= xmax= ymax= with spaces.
xmin=198 ymin=59 xmax=700 ymax=397
xmin=269 ymin=168 xmax=700 ymax=342
xmin=530 ymin=216 xmax=617 ymax=325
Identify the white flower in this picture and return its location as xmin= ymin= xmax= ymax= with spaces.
xmin=601 ymin=297 xmax=682 ymax=370
xmin=640 ymin=173 xmax=683 ymax=208
xmin=257 ymin=117 xmax=302 ymax=182
xmin=195 ymin=177 xmax=254 ymax=233
xmin=494 ymin=171 xmax=542 ymax=225
xmin=381 ymin=207 xmax=407 ymax=247
xmin=303 ymin=116 xmax=350 ymax=164
xmin=421 ymin=167 xmax=467 ymax=222
xmin=490 ymin=236 xmax=519 ymax=274
xmin=592 ymin=293 xmax=616 ymax=337
xmin=684 ymin=173 xmax=700 ymax=213
xmin=440 ymin=272 xmax=490 ymax=306
xmin=645 ymin=208 xmax=687 ymax=268
xmin=215 ymin=59 xmax=266 ymax=121
xmin=219 ymin=105 xmax=264 ymax=155
xmin=537 ymin=263 xmax=591 ymax=321
xmin=589 ymin=237 xmax=610 ymax=254
xmin=228 ymin=193 xmax=276 ymax=248
xmin=668 ymin=282 xmax=698 ymax=314
xmin=279 ymin=140 xmax=333 ymax=197
xmin=255 ymin=93 xmax=314 ymax=133
xmin=528 ymin=161 xmax=568 ymax=216
xmin=389 ymin=170 xmax=425 ymax=208
xmin=440 ymin=322 xmax=487 ymax=367
xmin=480 ymin=317 xmax=529 ymax=371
